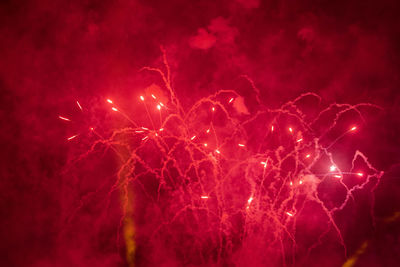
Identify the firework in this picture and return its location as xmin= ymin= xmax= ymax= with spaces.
xmin=60 ymin=51 xmax=384 ymax=266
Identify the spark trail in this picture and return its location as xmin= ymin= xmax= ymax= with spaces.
xmin=60 ymin=51 xmax=384 ymax=266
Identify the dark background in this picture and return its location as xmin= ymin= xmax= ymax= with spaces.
xmin=1 ymin=0 xmax=400 ymax=266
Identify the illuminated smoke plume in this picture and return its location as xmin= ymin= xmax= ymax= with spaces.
xmin=59 ymin=51 xmax=384 ymax=266
xmin=2 ymin=1 xmax=400 ymax=266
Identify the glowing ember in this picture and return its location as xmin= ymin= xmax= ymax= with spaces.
xmin=76 ymin=101 xmax=83 ymax=111
xmin=58 ymin=116 xmax=71 ymax=121
xmin=67 ymin=134 xmax=78 ymax=141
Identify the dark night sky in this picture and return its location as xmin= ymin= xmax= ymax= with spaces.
xmin=1 ymin=0 xmax=400 ymax=266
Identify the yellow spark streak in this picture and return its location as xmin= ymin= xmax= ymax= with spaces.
xmin=76 ymin=101 xmax=83 ymax=111
xmin=58 ymin=116 xmax=71 ymax=121
xmin=67 ymin=134 xmax=78 ymax=141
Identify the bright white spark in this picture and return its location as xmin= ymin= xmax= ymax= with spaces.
xmin=330 ymin=165 xmax=336 ymax=172
xmin=260 ymin=161 xmax=267 ymax=168
xmin=238 ymin=144 xmax=245 ymax=147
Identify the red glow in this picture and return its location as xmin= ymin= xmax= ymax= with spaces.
xmin=10 ymin=4 xmax=395 ymax=265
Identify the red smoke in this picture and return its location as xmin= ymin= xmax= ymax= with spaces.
xmin=1 ymin=0 xmax=400 ymax=266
